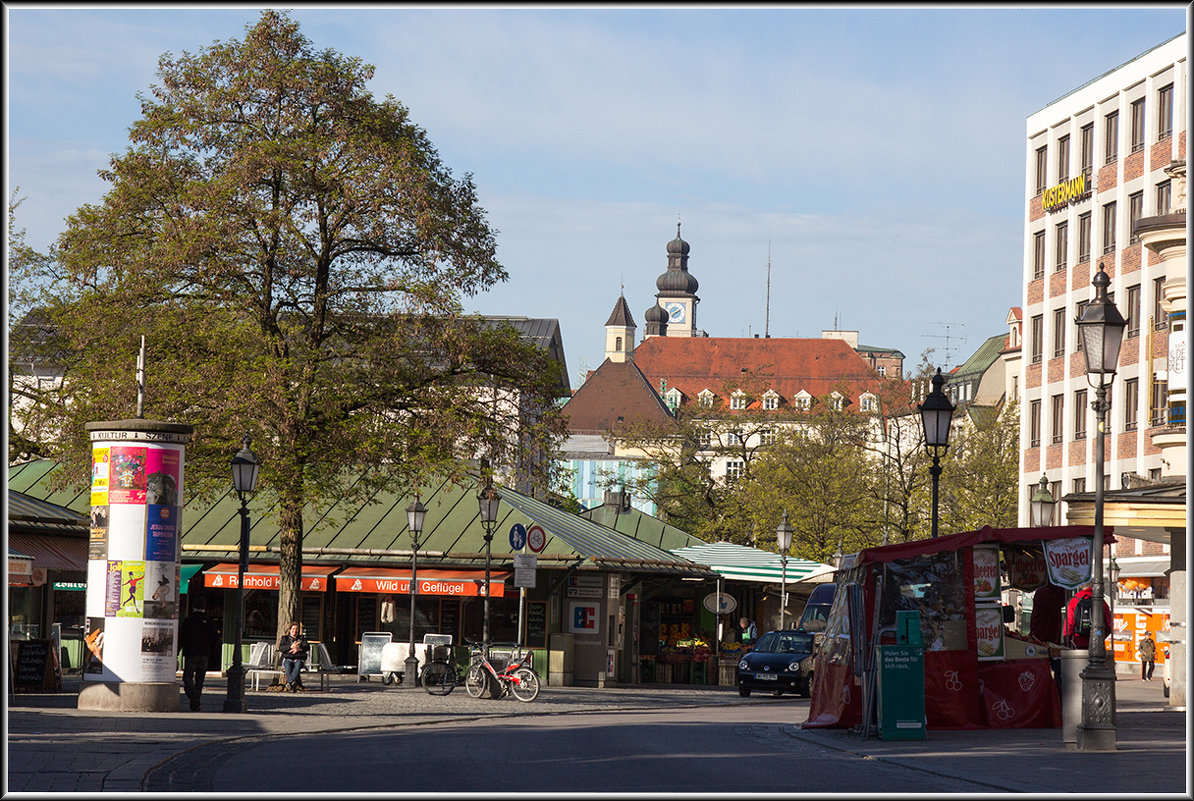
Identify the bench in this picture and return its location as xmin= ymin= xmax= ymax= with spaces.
xmin=245 ymin=642 xmax=284 ymax=691
xmin=309 ymin=642 xmax=352 ymax=691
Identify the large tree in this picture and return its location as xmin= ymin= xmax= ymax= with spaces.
xmin=19 ymin=11 xmax=566 ymax=640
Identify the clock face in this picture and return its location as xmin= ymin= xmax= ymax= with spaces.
xmin=664 ymin=302 xmax=686 ymax=323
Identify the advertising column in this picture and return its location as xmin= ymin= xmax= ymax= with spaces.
xmin=78 ymin=419 xmax=193 ymax=712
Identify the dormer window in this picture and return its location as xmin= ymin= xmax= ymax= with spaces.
xmin=860 ymin=392 xmax=878 ymax=413
xmin=794 ymin=390 xmax=812 ymax=411
xmin=829 ymin=391 xmax=844 ymax=411
xmin=730 ymin=390 xmax=748 ymax=410
xmin=762 ymin=390 xmax=780 ymax=411
xmin=698 ymin=389 xmax=715 ymax=408
xmin=664 ymin=387 xmax=682 ymax=410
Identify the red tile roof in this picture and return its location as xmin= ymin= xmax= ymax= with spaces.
xmin=562 ymin=359 xmax=675 ymax=434
xmin=633 ymin=336 xmax=884 ymax=410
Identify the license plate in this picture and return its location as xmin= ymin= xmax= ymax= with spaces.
xmin=755 ymin=673 xmax=777 ymax=681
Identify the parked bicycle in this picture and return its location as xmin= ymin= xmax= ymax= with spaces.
xmin=465 ymin=644 xmax=540 ymax=702
xmin=420 ymin=634 xmax=460 ymax=696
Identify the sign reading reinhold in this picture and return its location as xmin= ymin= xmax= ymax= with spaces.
xmin=1041 ymin=536 xmax=1093 ymax=589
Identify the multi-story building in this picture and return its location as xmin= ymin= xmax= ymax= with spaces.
xmin=1020 ymin=32 xmax=1186 ymax=682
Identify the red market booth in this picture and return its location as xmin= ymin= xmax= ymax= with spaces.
xmin=804 ymin=524 xmax=1114 ymax=731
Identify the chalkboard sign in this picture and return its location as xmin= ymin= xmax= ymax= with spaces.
xmin=439 ymin=599 xmax=460 ymax=642
xmin=356 ymin=595 xmax=377 ymax=640
xmin=525 ymin=601 xmax=547 ymax=649
xmin=357 ymin=632 xmax=392 ymax=678
xmin=15 ymin=640 xmax=62 ymax=692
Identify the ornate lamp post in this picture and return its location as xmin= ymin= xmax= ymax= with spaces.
xmin=1108 ymin=554 xmax=1121 ymax=669
xmin=1030 ymin=474 xmax=1057 ymax=528
xmin=404 ymin=495 xmax=427 ymax=687
xmin=477 ymin=479 xmax=502 ymax=661
xmin=776 ymin=512 xmax=793 ymax=630
xmin=1075 ymin=262 xmax=1126 ymax=752
xmin=223 ymin=436 xmax=260 ymax=713
xmin=918 ymin=368 xmax=956 ymax=538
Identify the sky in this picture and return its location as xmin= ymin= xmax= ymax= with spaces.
xmin=5 ymin=5 xmax=1188 ymax=387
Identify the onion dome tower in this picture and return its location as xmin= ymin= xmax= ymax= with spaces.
xmin=653 ymin=220 xmax=699 ymax=337
xmin=643 ymin=302 xmax=667 ymax=339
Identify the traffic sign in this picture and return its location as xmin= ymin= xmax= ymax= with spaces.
xmin=509 ymin=523 xmax=527 ymax=551
xmin=527 ymin=525 xmax=546 ymax=553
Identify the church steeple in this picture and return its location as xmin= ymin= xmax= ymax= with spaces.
xmin=653 ymin=219 xmax=699 ymax=337
xmin=604 ymin=293 xmax=636 ymax=363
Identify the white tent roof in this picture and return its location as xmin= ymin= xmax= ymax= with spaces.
xmin=670 ymin=541 xmax=835 ymax=584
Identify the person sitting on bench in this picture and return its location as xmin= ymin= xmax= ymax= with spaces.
xmin=278 ymin=621 xmax=310 ymax=692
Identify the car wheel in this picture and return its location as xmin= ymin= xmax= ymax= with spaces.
xmin=739 ymin=686 xmax=751 ymax=697
xmin=801 ymin=673 xmax=813 ymax=698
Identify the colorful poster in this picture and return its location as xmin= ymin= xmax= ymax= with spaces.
xmin=114 ymin=561 xmax=146 ymax=618
xmin=140 ymin=619 xmax=176 ymax=680
xmin=109 ymin=446 xmax=148 ymax=505
xmin=972 ymin=545 xmax=1001 ymax=601
xmin=974 ymin=606 xmax=1006 ymax=661
xmin=89 ymin=506 xmax=110 ymax=561
xmin=145 ymin=504 xmax=178 ymax=562
xmin=1005 ymin=546 xmax=1048 ymax=591
xmin=1041 ymin=537 xmax=1093 ymax=589
xmin=145 ymin=448 xmax=180 ymax=506
xmin=91 ymin=447 xmax=110 ymax=506
xmin=104 ymin=562 xmax=123 ymax=616
xmin=142 ymin=561 xmax=177 ymax=620
xmin=82 ymin=617 xmax=106 ymax=675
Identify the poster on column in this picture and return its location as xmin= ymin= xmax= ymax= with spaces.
xmin=82 ymin=617 xmax=106 ymax=675
xmin=140 ymin=620 xmax=177 ymax=680
xmin=91 ymin=447 xmax=110 ymax=507
xmin=109 ymin=445 xmax=148 ymax=505
xmin=145 ymin=503 xmax=178 ymax=563
xmin=89 ymin=505 xmax=110 ymax=561
xmin=107 ymin=560 xmax=146 ymax=618
xmin=142 ymin=560 xmax=177 ymax=620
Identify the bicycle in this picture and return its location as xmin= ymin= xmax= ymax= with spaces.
xmin=420 ymin=635 xmax=460 ymax=696
xmin=464 ymin=645 xmax=540 ymax=702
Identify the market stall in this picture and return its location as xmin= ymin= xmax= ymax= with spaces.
xmin=804 ymin=524 xmax=1113 ymax=731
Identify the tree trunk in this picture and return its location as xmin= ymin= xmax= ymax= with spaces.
xmin=276 ymin=478 xmax=304 ymax=645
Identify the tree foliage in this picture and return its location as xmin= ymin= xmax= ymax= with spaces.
xmin=16 ymin=12 xmax=566 ymax=639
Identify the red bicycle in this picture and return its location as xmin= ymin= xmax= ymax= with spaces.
xmin=464 ymin=645 xmax=540 ymax=702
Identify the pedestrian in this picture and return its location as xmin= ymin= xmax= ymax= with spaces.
xmin=178 ymin=597 xmax=221 ymax=711
xmin=279 ymin=621 xmax=310 ymax=691
xmin=1138 ymin=632 xmax=1156 ymax=681
xmin=1062 ymin=585 xmax=1111 ymax=649
xmin=738 ymin=616 xmax=757 ymax=642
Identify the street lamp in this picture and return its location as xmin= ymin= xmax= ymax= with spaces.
xmin=404 ymin=495 xmax=427 ymax=687
xmin=1075 ymin=262 xmax=1126 ymax=752
xmin=1030 ymin=474 xmax=1057 ymax=527
xmin=477 ymin=478 xmax=502 ymax=661
xmin=776 ymin=512 xmax=793 ymax=630
xmin=224 ymin=436 xmax=260 ymax=714
xmin=918 ymin=368 xmax=955 ymax=538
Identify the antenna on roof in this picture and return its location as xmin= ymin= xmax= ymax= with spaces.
xmin=135 ymin=335 xmax=146 ymax=419
xmin=923 ymin=322 xmax=967 ymax=371
xmin=764 ymin=238 xmax=772 ymax=339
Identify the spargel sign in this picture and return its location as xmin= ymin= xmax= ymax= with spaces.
xmin=1041 ymin=537 xmax=1093 ymax=589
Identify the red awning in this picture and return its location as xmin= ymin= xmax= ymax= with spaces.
xmin=203 ymin=563 xmax=335 ymax=592
xmin=7 ymin=533 xmax=88 ymax=572
xmin=853 ymin=525 xmax=1112 ymax=566
xmin=334 ymin=567 xmax=509 ymax=597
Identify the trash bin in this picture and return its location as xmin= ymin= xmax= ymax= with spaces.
xmin=1060 ymin=649 xmax=1086 ymax=747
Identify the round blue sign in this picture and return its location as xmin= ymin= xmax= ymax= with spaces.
xmin=509 ymin=523 xmax=527 ymax=550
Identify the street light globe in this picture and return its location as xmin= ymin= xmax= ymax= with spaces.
xmin=230 ymin=436 xmax=260 ymax=495
xmin=407 ymin=496 xmax=427 ymax=534
xmin=918 ymin=368 xmax=955 ymax=452
xmin=1030 ymin=474 xmax=1056 ymax=527
xmin=1077 ymin=264 xmax=1128 ymax=378
xmin=775 ymin=512 xmax=793 ymax=554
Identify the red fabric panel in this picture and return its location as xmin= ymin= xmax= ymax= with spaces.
xmin=854 ymin=525 xmax=1111 ymax=566
xmin=924 ymin=649 xmax=982 ymax=729
xmin=977 ymin=659 xmax=1061 ymax=728
xmin=803 ymin=660 xmax=862 ymax=729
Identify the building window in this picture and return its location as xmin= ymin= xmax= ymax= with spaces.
xmin=1078 ymin=212 xmax=1092 ymax=263
xmin=1074 ymin=389 xmax=1087 ymax=439
xmin=1157 ymin=180 xmax=1171 ymax=215
xmin=1033 ymin=230 xmax=1046 ymax=279
xmin=1154 ymin=277 xmax=1168 ymax=330
xmin=699 ymin=390 xmax=714 ymax=408
xmin=877 ymin=365 xmax=886 ymax=377
xmin=1126 ymin=284 xmax=1141 ymax=338
xmin=664 ymin=388 xmax=681 ymax=410
xmin=1075 ymin=301 xmax=1089 ymax=351
xmin=1029 ymin=399 xmax=1041 ymax=447
xmin=1051 ymin=394 xmax=1065 ymax=444
xmin=725 ymin=431 xmax=743 ymax=446
xmin=725 ymin=460 xmax=744 ymax=482
xmin=1151 ymin=377 xmax=1168 ymax=426
xmin=1158 ymin=83 xmax=1173 ymax=139
xmin=829 ymin=393 xmax=844 ymax=411
xmin=1055 ymin=221 xmax=1068 ymax=271
xmin=1030 ymin=314 xmax=1043 ymax=364
xmin=1130 ymin=98 xmax=1145 ymax=153
xmin=1104 ymin=111 xmax=1118 ymax=164
xmin=730 ymin=392 xmax=747 ymax=411
xmin=698 ymin=431 xmax=712 ymax=448
xmin=860 ymin=394 xmax=877 ymax=413
xmin=795 ymin=393 xmax=811 ymax=411
xmin=1053 ymin=308 xmax=1066 ymax=358
xmin=1102 ymin=201 xmax=1116 ymax=254
xmin=1073 ymin=477 xmax=1086 ymax=494
xmin=1080 ymin=122 xmax=1094 ymax=176
xmin=1035 ymin=145 xmax=1047 ymax=195
xmin=1149 ymin=467 xmax=1162 ymax=482
xmin=760 ymin=429 xmax=776 ymax=446
xmin=1056 ymin=135 xmax=1070 ymax=181
xmin=1129 ymin=191 xmax=1143 ymax=244
xmin=1124 ymin=378 xmax=1139 ymax=431
xmin=762 ymin=392 xmax=779 ymax=411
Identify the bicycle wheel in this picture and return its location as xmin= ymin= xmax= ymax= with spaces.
xmin=510 ymin=667 xmax=540 ymax=703
xmin=422 ymin=661 xmax=455 ymax=696
xmin=465 ymin=664 xmax=487 ymax=698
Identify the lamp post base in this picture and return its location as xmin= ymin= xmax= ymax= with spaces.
xmin=404 ymin=655 xmax=421 ymax=688
xmin=1076 ymin=661 xmax=1117 ymax=751
xmin=223 ymin=665 xmax=247 ymax=713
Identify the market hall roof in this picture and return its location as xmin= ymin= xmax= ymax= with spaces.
xmin=580 ymin=503 xmax=706 ymax=552
xmin=7 ymin=488 xmax=89 ymax=536
xmin=670 ymin=541 xmax=835 ymax=585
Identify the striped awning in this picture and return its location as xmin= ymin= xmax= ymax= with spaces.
xmin=670 ymin=541 xmax=835 ymax=585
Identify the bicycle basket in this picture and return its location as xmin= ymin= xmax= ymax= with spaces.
xmin=430 ymin=644 xmax=452 ymax=662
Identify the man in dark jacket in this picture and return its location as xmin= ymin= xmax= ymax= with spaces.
xmin=179 ymin=597 xmax=221 ymax=711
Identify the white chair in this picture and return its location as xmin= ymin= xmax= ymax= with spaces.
xmin=245 ymin=642 xmax=283 ymax=691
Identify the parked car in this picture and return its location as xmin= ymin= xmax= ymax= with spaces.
xmin=736 ymin=629 xmax=815 ymax=698
xmin=796 ymin=582 xmax=836 ymax=634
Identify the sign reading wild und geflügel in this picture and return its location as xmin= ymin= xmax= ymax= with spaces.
xmin=1041 ymin=537 xmax=1093 ymax=590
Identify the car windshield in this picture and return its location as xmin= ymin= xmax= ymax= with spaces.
xmin=755 ymin=632 xmax=813 ymax=654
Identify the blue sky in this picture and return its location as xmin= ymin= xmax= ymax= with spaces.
xmin=6 ymin=6 xmax=1188 ymax=385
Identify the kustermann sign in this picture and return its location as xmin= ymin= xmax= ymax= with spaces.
xmin=1042 ymin=173 xmax=1091 ymax=212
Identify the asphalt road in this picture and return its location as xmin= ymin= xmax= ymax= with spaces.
xmin=146 ymin=698 xmax=1001 ymax=793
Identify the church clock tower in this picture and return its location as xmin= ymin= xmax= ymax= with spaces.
xmin=650 ymin=221 xmax=699 ymax=337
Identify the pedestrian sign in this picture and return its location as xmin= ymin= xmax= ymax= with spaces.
xmin=509 ymin=523 xmax=527 ymax=551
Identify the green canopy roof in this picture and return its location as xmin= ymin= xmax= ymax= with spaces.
xmin=670 ymin=541 xmax=835 ymax=585
xmin=580 ymin=504 xmax=706 ymax=551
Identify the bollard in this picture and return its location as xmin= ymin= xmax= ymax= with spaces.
xmin=1060 ymin=649 xmax=1086 ymax=747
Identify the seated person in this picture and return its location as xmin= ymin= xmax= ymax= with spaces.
xmin=278 ymin=621 xmax=310 ymax=691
